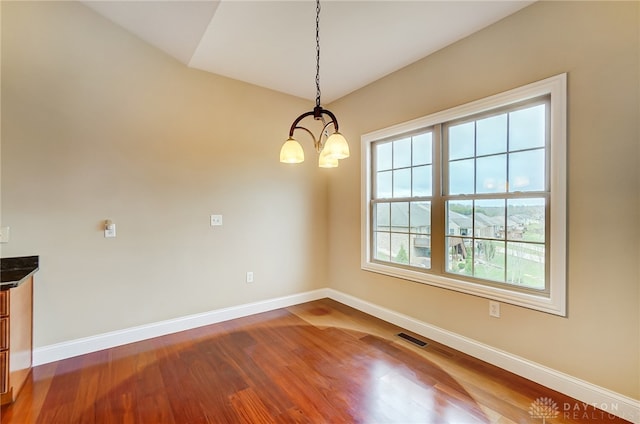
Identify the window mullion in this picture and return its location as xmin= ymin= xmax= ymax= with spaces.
xmin=431 ymin=124 xmax=445 ymax=274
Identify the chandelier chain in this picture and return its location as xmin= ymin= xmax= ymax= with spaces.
xmin=315 ymin=0 xmax=321 ymax=108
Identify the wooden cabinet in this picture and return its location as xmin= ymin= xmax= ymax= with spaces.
xmin=0 ymin=291 xmax=9 ymax=396
xmin=0 ymin=276 xmax=33 ymax=405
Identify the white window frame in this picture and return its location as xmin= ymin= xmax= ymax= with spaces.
xmin=361 ymin=74 xmax=567 ymax=316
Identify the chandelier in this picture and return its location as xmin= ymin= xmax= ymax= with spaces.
xmin=279 ymin=0 xmax=350 ymax=168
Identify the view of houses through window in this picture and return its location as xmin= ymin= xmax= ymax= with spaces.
xmin=446 ymin=198 xmax=545 ymax=290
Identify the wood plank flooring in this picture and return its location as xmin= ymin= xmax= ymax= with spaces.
xmin=1 ymin=299 xmax=632 ymax=423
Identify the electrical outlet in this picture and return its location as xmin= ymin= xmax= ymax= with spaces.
xmin=246 ymin=272 xmax=254 ymax=283
xmin=210 ymin=214 xmax=223 ymax=226
xmin=489 ymin=301 xmax=500 ymax=318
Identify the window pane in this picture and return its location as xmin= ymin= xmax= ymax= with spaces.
xmin=507 ymin=198 xmax=545 ymax=242
xmin=376 ymin=170 xmax=392 ymax=198
xmin=509 ymin=149 xmax=545 ymax=192
xmin=449 ymin=122 xmax=475 ymax=160
xmin=476 ymin=154 xmax=507 ymax=193
xmin=412 ymin=165 xmax=432 ymax=197
xmin=376 ymin=142 xmax=393 ymax=171
xmin=374 ymin=202 xmax=390 ymax=232
xmin=474 ymin=199 xmax=505 ymax=239
xmin=410 ymin=201 xmax=430 ymax=234
xmin=447 ymin=200 xmax=473 ymax=236
xmin=446 ymin=237 xmax=472 ymax=276
xmin=449 ymin=159 xmax=474 ymax=195
xmin=506 ymin=242 xmax=545 ymax=289
xmin=413 ymin=132 xmax=432 ymax=166
xmin=393 ymin=168 xmax=411 ymax=198
xmin=477 ymin=113 xmax=507 ymax=156
xmin=391 ymin=233 xmax=410 ymax=265
xmin=374 ymin=232 xmax=390 ymax=261
xmin=391 ymin=202 xmax=409 ymax=233
xmin=393 ymin=137 xmax=412 ymax=168
xmin=509 ymin=104 xmax=546 ymax=151
xmin=410 ymin=234 xmax=431 ymax=268
xmin=474 ymin=240 xmax=505 ymax=283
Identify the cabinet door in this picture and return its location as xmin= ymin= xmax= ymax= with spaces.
xmin=0 ymin=351 xmax=7 ymax=393
xmin=0 ymin=292 xmax=7 ymax=317
xmin=0 ymin=317 xmax=7 ymax=350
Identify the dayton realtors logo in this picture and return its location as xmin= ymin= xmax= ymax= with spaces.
xmin=529 ymin=397 xmax=629 ymax=422
xmin=529 ymin=397 xmax=560 ymax=423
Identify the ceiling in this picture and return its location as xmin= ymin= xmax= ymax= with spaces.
xmin=83 ymin=1 xmax=535 ymax=103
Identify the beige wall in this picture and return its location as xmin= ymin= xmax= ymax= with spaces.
xmin=327 ymin=1 xmax=639 ymax=399
xmin=1 ymin=2 xmax=328 ymax=346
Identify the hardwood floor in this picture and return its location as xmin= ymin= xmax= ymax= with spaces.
xmin=0 ymin=299 xmax=631 ymax=423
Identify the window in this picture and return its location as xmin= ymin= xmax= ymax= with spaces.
xmin=361 ymin=74 xmax=567 ymax=315
xmin=372 ymin=132 xmax=433 ymax=269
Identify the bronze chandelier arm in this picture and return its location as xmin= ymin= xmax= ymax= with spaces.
xmin=291 ymin=118 xmax=339 ymax=152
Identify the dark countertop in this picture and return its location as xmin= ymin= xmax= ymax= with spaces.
xmin=0 ymin=256 xmax=39 ymax=290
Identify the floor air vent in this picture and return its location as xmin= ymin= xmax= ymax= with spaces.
xmin=396 ymin=332 xmax=428 ymax=347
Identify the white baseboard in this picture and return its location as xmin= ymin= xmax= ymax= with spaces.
xmin=325 ymin=288 xmax=640 ymax=424
xmin=33 ymin=289 xmax=327 ymax=366
xmin=33 ymin=288 xmax=639 ymax=423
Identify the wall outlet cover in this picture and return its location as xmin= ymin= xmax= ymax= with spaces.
xmin=210 ymin=215 xmax=223 ymax=226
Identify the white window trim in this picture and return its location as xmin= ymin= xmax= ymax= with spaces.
xmin=361 ymin=73 xmax=567 ymax=316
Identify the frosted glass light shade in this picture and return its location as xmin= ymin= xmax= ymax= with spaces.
xmin=318 ymin=147 xmax=338 ymax=168
xmin=323 ymin=132 xmax=350 ymax=160
xmin=280 ymin=137 xmax=304 ymax=163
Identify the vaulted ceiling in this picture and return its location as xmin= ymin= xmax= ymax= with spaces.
xmin=83 ymin=1 xmax=535 ymax=103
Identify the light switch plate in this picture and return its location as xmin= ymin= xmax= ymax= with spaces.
xmin=0 ymin=227 xmax=10 ymax=243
